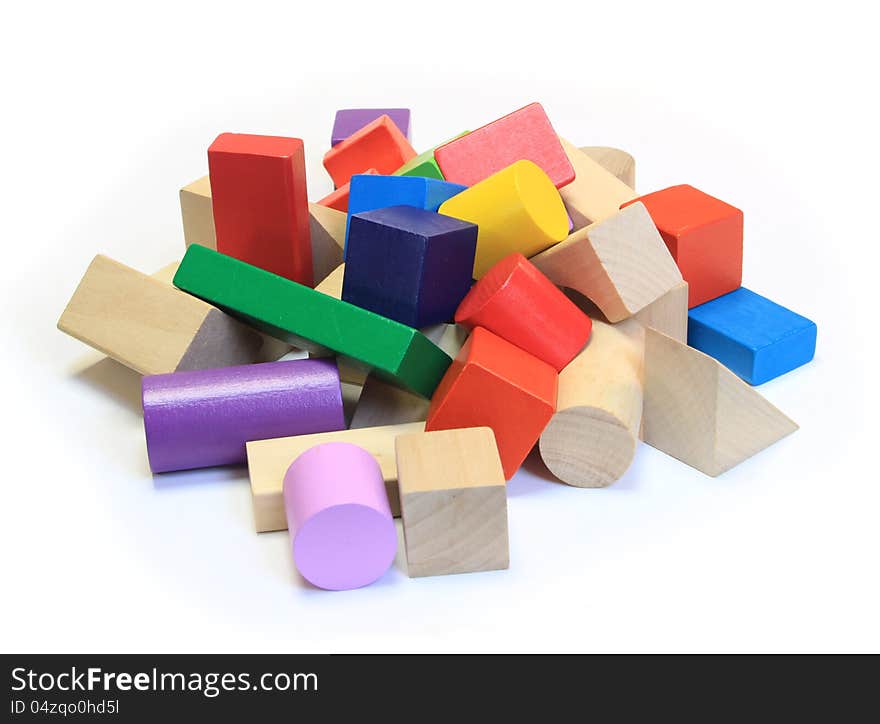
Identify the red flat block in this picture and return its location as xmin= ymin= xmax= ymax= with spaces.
xmin=316 ymin=168 xmax=378 ymax=212
xmin=425 ymin=327 xmax=557 ymax=479
xmin=208 ymin=133 xmax=313 ymax=286
xmin=455 ymin=253 xmax=592 ymax=371
xmin=323 ymin=115 xmax=416 ymax=188
xmin=434 ymin=103 xmax=574 ymax=189
xmin=622 ymin=185 xmax=743 ymax=308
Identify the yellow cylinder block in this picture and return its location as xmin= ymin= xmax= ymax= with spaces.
xmin=438 ymin=160 xmax=569 ymax=278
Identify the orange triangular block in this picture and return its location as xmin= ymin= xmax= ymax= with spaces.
xmin=643 ymin=328 xmax=798 ymax=476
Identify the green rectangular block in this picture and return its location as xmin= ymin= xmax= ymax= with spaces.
xmin=393 ymin=132 xmax=469 ymax=180
xmin=173 ymin=245 xmax=452 ymax=398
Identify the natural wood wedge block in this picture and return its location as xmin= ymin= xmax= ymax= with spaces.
xmin=539 ymin=320 xmax=643 ymax=487
xmin=558 ymin=137 xmax=637 ymax=230
xmin=58 ymin=255 xmax=285 ymax=375
xmin=642 ymin=328 xmax=798 ymax=476
xmin=580 ymin=146 xmax=636 ymax=189
xmin=247 ymin=421 xmax=425 ymax=532
xmin=531 ymin=202 xmax=683 ymax=322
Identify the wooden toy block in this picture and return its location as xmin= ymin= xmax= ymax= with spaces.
xmin=393 ymin=132 xmax=469 ymax=180
xmin=57 ymin=255 xmax=287 ymax=375
xmin=284 ymin=442 xmax=397 ymax=590
xmin=314 ymin=262 xmax=345 ymax=299
xmin=580 ymin=146 xmax=636 ymax=189
xmin=307 ymin=202 xmax=345 ymax=283
xmin=434 ymin=103 xmax=574 ymax=189
xmin=438 ymin=160 xmax=569 ymax=278
xmin=396 ymin=427 xmax=508 ymax=578
xmin=247 ymin=421 xmax=426 ymax=531
xmin=208 ymin=133 xmax=313 ymax=285
xmin=455 ymin=253 xmax=592 ymax=371
xmin=345 ymin=174 xmax=466 ymax=249
xmin=173 ymin=245 xmax=452 ymax=398
xmin=178 ymin=175 xmax=343 ymax=287
xmin=323 ymin=115 xmax=416 ymax=188
xmin=539 ymin=320 xmax=643 ymax=487
xmin=622 ymin=184 xmax=743 ymax=308
xmin=425 ymin=327 xmax=557 ymax=479
xmin=530 ymin=202 xmax=683 ymax=323
xmin=315 ymin=168 xmax=378 ymax=212
xmin=350 ymin=324 xmax=467 ymax=429
xmin=143 ymin=359 xmax=345 ymax=473
xmin=343 ymin=206 xmax=477 ymax=328
xmin=180 ymin=175 xmax=216 ymax=249
xmin=332 ymin=108 xmax=411 ymax=147
xmin=151 ymin=261 xmax=183 ymax=285
xmin=557 ymin=137 xmax=638 ymax=231
xmin=311 ymin=263 xmax=368 ymax=386
xmin=642 ymin=328 xmax=798 ymax=476
xmin=687 ymin=287 xmax=817 ymax=385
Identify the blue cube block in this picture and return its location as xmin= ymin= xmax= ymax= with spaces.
xmin=344 ymin=174 xmax=467 ymax=254
xmin=687 ymin=287 xmax=817 ymax=385
xmin=343 ymin=205 xmax=477 ymax=328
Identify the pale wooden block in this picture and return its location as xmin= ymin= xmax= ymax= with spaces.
xmin=246 ymin=421 xmax=425 ymax=532
xmin=531 ymin=202 xmax=683 ymax=322
xmin=58 ymin=255 xmax=284 ymax=375
xmin=396 ymin=427 xmax=509 ymax=578
xmin=632 ymin=280 xmax=689 ymax=344
xmin=539 ymin=320 xmax=643 ymax=487
xmin=179 ymin=175 xmax=345 ymax=283
xmin=558 ymin=137 xmax=637 ymax=231
xmin=643 ymin=328 xmax=798 ymax=476
xmin=180 ymin=175 xmax=216 ymax=250
xmin=350 ymin=323 xmax=468 ymax=429
xmin=580 ymin=146 xmax=636 ymax=189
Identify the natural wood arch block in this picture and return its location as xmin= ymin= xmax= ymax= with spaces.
xmin=558 ymin=137 xmax=637 ymax=231
xmin=642 ymin=328 xmax=798 ymax=476
xmin=247 ymin=421 xmax=426 ymax=531
xmin=58 ymin=255 xmax=285 ymax=375
xmin=396 ymin=427 xmax=509 ymax=578
xmin=539 ymin=320 xmax=643 ymax=487
xmin=178 ymin=174 xmax=344 ymax=286
xmin=530 ymin=202 xmax=683 ymax=322
xmin=580 ymin=146 xmax=636 ymax=189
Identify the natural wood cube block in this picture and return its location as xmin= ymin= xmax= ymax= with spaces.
xmin=396 ymin=427 xmax=509 ymax=578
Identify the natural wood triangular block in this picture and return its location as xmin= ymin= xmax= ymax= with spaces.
xmin=643 ymin=328 xmax=798 ymax=476
xmin=531 ymin=202 xmax=683 ymax=322
xmin=579 ymin=146 xmax=635 ymax=189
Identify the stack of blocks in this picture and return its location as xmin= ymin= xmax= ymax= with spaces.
xmin=56 ymin=102 xmax=816 ymax=592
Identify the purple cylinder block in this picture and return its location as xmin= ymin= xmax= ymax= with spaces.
xmin=142 ymin=359 xmax=344 ymax=473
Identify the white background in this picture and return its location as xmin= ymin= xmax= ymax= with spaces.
xmin=2 ymin=0 xmax=878 ymax=653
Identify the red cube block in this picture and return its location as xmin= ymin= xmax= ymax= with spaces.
xmin=208 ymin=133 xmax=313 ymax=286
xmin=622 ymin=184 xmax=743 ymax=308
xmin=425 ymin=327 xmax=557 ymax=479
xmin=322 ymin=115 xmax=416 ymax=188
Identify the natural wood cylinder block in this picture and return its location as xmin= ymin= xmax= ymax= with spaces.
xmin=539 ymin=320 xmax=643 ymax=487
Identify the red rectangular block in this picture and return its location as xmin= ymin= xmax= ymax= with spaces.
xmin=322 ymin=115 xmax=416 ymax=189
xmin=623 ymin=185 xmax=742 ymax=308
xmin=316 ymin=168 xmax=378 ymax=212
xmin=208 ymin=133 xmax=313 ymax=286
xmin=434 ymin=103 xmax=575 ymax=189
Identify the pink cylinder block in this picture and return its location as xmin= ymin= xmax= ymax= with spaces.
xmin=283 ymin=442 xmax=397 ymax=591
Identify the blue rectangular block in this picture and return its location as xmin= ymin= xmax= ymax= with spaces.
xmin=687 ymin=287 xmax=816 ymax=385
xmin=344 ymin=174 xmax=466 ymax=254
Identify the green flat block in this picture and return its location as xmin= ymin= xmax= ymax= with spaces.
xmin=393 ymin=132 xmax=469 ymax=180
xmin=173 ymin=245 xmax=452 ymax=398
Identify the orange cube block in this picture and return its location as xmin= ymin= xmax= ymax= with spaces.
xmin=316 ymin=168 xmax=378 ymax=212
xmin=425 ymin=327 xmax=557 ymax=479
xmin=622 ymin=184 xmax=743 ymax=308
xmin=323 ymin=115 xmax=416 ymax=188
